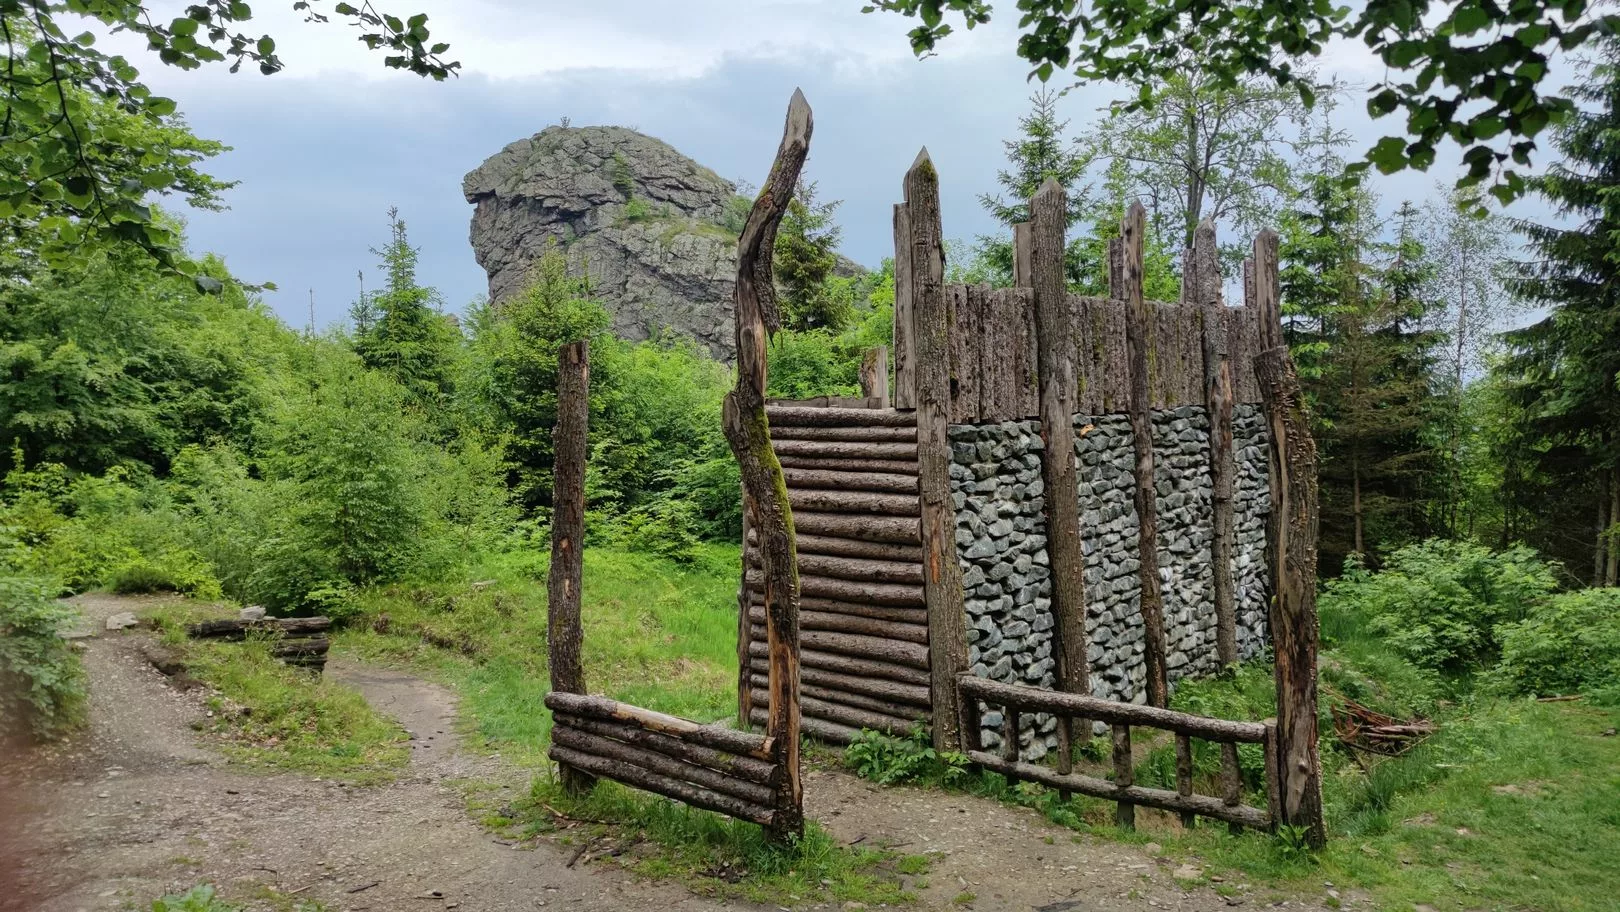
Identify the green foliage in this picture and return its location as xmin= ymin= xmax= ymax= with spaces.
xmin=150 ymin=884 xmax=241 ymax=912
xmin=0 ymin=574 xmax=85 ymax=738
xmin=622 ymin=196 xmax=654 ymax=222
xmin=352 ymin=209 xmax=459 ymax=418
xmin=774 ymin=180 xmax=850 ymax=331
xmin=1493 ymin=588 xmax=1620 ymax=698
xmin=845 ymin=725 xmax=971 ymax=787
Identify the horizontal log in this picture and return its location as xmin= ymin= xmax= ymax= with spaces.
xmin=780 ymin=468 xmax=919 ymax=494
xmin=747 ymin=606 xmax=929 ymax=645
xmin=745 ymin=570 xmax=924 ymax=607
xmin=772 ymin=426 xmax=917 ymax=443
xmin=776 ymin=456 xmax=919 ymax=475
xmin=548 ymin=744 xmax=774 ymax=826
xmin=553 ymin=713 xmax=774 ymax=784
xmin=187 ymin=617 xmax=332 ymax=639
xmin=552 ymin=724 xmax=773 ymax=806
xmin=543 ymin=692 xmax=772 ymax=760
xmin=751 ymin=691 xmax=921 ymax=737
xmin=957 ymin=675 xmax=1267 ymax=743
xmin=753 ymin=628 xmax=929 ymax=670
xmin=772 ymin=440 xmax=919 ymax=461
xmin=766 ymin=405 xmax=918 ymax=428
xmin=787 ymin=488 xmax=919 ymax=517
xmin=794 ymin=533 xmax=923 ymax=563
xmin=751 ymin=708 xmax=860 ymax=746
xmin=748 ymin=658 xmax=933 ymax=707
xmin=272 ymin=638 xmax=330 ymax=659
xmin=768 ymin=396 xmax=886 ymax=410
xmin=967 ymin=749 xmax=1270 ymax=829
xmin=748 ymin=640 xmax=930 ymax=686
xmin=745 ymin=550 xmax=923 ymax=586
xmin=788 ymin=512 xmax=920 ymax=544
xmin=749 ymin=674 xmax=930 ymax=722
xmin=745 ymin=591 xmax=927 ymax=625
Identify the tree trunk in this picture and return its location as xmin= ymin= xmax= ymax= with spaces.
xmin=548 ymin=339 xmax=595 ymax=795
xmin=1190 ymin=219 xmax=1238 ymax=668
xmin=1608 ymin=465 xmax=1620 ymax=587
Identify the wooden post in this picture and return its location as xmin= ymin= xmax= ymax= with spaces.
xmin=1108 ymin=237 xmax=1125 ymax=299
xmin=1013 ymin=221 xmax=1034 ymax=287
xmin=1252 ymin=228 xmax=1326 ymax=850
xmin=1111 ymin=723 xmax=1135 ymax=829
xmin=549 ymin=339 xmax=596 ymax=795
xmin=1189 ymin=219 xmax=1239 ymax=669
xmin=1174 ymin=734 xmax=1196 ymax=828
xmin=861 ymin=345 xmax=890 ymax=404
xmin=893 ymin=204 xmax=917 ymax=410
xmin=721 ymin=90 xmax=813 ymax=842
xmin=1030 ymin=178 xmax=1092 ymax=783
xmin=906 ymin=148 xmax=971 ymax=752
xmin=1121 ymin=202 xmax=1170 ymax=708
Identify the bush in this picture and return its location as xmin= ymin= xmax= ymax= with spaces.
xmin=1493 ymin=588 xmax=1620 ymax=697
xmin=0 ymin=575 xmax=86 ymax=738
xmin=151 ymin=885 xmax=242 ymax=912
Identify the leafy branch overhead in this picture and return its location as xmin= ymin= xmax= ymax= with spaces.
xmin=0 ymin=0 xmax=458 ymax=273
xmin=862 ymin=0 xmax=1618 ymax=200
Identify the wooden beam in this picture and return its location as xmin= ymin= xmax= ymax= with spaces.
xmin=1013 ymin=221 xmax=1034 ymax=287
xmin=894 ymin=203 xmax=916 ymax=409
xmin=1190 ymin=219 xmax=1239 ymax=669
xmin=861 ymin=345 xmax=890 ymax=404
xmin=957 ymin=674 xmax=1268 ymax=742
xmin=553 ymin=713 xmax=775 ymax=784
xmin=765 ymin=405 xmax=917 ymax=427
xmin=548 ymin=338 xmax=594 ymax=795
xmin=544 ymin=692 xmax=773 ymax=759
xmin=549 ymin=744 xmax=774 ymax=827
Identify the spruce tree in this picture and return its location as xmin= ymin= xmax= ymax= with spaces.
xmin=354 ymin=209 xmax=459 ymax=418
xmin=976 ymin=89 xmax=1096 ymax=285
xmin=774 ymin=181 xmax=850 ymax=331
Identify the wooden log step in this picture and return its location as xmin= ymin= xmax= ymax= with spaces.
xmin=772 ymin=440 xmax=918 ymax=460
xmin=748 ymin=657 xmax=933 ymax=708
xmin=776 ymin=456 xmax=919 ymax=475
xmin=768 ymin=396 xmax=887 ymax=411
xmin=549 ymin=744 xmax=774 ymax=826
xmin=749 ymin=674 xmax=930 ymax=723
xmin=745 ymin=550 xmax=923 ymax=586
xmin=750 ymin=708 xmax=860 ymax=746
xmin=745 ymin=591 xmax=928 ymax=625
xmin=766 ymin=405 xmax=917 ymax=428
xmin=957 ymin=675 xmax=1268 ymax=743
xmin=751 ymin=691 xmax=922 ymax=738
xmin=551 ymin=723 xmax=773 ymax=806
xmin=748 ymin=641 xmax=930 ymax=686
xmin=751 ymin=627 xmax=929 ymax=670
xmin=747 ymin=606 xmax=929 ymax=645
xmin=966 ymin=749 xmax=1270 ymax=829
xmin=780 ymin=469 xmax=919 ymax=494
xmin=787 ymin=488 xmax=919 ymax=517
xmin=748 ymin=530 xmax=924 ymax=563
xmin=771 ymin=426 xmax=917 ymax=443
xmin=543 ymin=692 xmax=773 ymax=759
xmin=187 ymin=617 xmax=332 ymax=639
xmin=553 ymin=713 xmax=774 ymax=784
xmin=272 ymin=637 xmax=330 ymax=659
xmin=744 ymin=570 xmax=924 ymax=607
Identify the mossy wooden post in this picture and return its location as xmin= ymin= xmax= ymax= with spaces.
xmin=548 ymin=339 xmax=596 ymax=796
xmin=1252 ymin=228 xmax=1326 ymax=850
xmin=906 ymin=148 xmax=970 ymax=751
xmin=861 ymin=345 xmax=890 ymax=404
xmin=1030 ymin=178 xmax=1091 ymax=786
xmin=1012 ymin=221 xmax=1033 ymax=288
xmin=1188 ymin=219 xmax=1239 ymax=670
xmin=893 ymin=204 xmax=917 ymax=410
xmin=1121 ymin=202 xmax=1170 ymax=708
xmin=722 ymin=90 xmax=812 ymax=843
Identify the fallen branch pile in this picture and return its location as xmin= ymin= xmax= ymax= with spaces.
xmin=1330 ymin=697 xmax=1436 ymax=756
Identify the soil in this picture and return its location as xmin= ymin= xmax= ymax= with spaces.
xmin=3 ymin=594 xmax=1341 ymax=911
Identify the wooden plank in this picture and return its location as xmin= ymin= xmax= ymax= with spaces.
xmin=548 ymin=339 xmax=594 ymax=795
xmin=894 ymin=202 xmax=916 ymax=410
xmin=751 ymin=708 xmax=860 ymax=746
xmin=749 ymin=675 xmax=929 ymax=723
xmin=772 ymin=439 xmax=918 ymax=460
xmin=770 ymin=395 xmax=884 ymax=409
xmin=765 ymin=405 xmax=917 ymax=427
xmin=948 ymin=284 xmax=980 ymax=422
xmin=549 ymin=744 xmax=774 ymax=826
xmin=747 ymin=606 xmax=929 ymax=645
xmin=771 ymin=426 xmax=916 ymax=442
xmin=1221 ymin=741 xmax=1245 ymax=834
xmin=751 ymin=690 xmax=922 ymax=736
xmin=1013 ymin=221 xmax=1033 ymax=287
xmin=956 ymin=675 xmax=1269 ymax=742
xmin=746 ymin=550 xmax=923 ymax=586
xmin=906 ymin=148 xmax=971 ymax=751
xmin=1112 ymin=724 xmax=1135 ymax=829
xmin=1070 ymin=294 xmax=1098 ymax=416
xmin=786 ymin=488 xmax=919 ymax=517
xmin=776 ymin=456 xmax=918 ymax=475
xmin=745 ymin=570 xmax=923 ymax=607
xmin=1191 ymin=220 xmax=1239 ymax=669
xmin=745 ymin=591 xmax=928 ymax=625
xmin=1175 ymin=734 xmax=1197 ymax=828
xmin=749 ymin=658 xmax=933 ymax=707
xmin=1122 ymin=202 xmax=1170 ymax=709
xmin=979 ymin=287 xmax=1012 ymax=420
xmin=861 ymin=345 xmax=889 ymax=404
xmin=755 ymin=530 xmax=922 ymax=562
xmin=544 ymin=692 xmax=773 ymax=759
xmin=749 ymin=640 xmax=930 ymax=686
xmin=187 ymin=617 xmax=331 ymax=639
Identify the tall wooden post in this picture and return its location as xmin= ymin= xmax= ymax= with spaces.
xmin=549 ymin=339 xmax=596 ymax=795
xmin=1013 ymin=221 xmax=1034 ymax=288
xmin=906 ymin=148 xmax=971 ymax=751
xmin=1121 ymin=202 xmax=1170 ymax=708
xmin=1030 ymin=179 xmax=1091 ymax=778
xmin=861 ymin=345 xmax=890 ymax=404
xmin=1188 ymin=220 xmax=1239 ymax=669
xmin=1252 ymin=229 xmax=1326 ymax=849
xmin=893 ymin=204 xmax=917 ymax=410
xmin=721 ymin=90 xmax=812 ymax=843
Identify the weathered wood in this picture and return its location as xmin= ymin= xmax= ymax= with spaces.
xmin=549 ymin=744 xmax=774 ymax=826
xmin=721 ymin=89 xmax=812 ymax=841
xmin=861 ymin=345 xmax=890 ymax=404
xmin=765 ymin=405 xmax=916 ymax=427
xmin=1175 ymin=733 xmax=1196 ymax=828
xmin=979 ymin=285 xmax=1012 ymax=419
xmin=1031 ymin=178 xmax=1092 ymax=775
xmin=746 ymin=570 xmax=922 ymax=607
xmin=271 ymin=637 xmax=329 ymax=660
xmin=555 ymin=713 xmax=774 ymax=784
xmin=738 ymin=503 xmax=754 ymax=730
xmin=552 ymin=724 xmax=773 ymax=805
xmin=776 ymin=456 xmax=919 ymax=475
xmin=1221 ymin=741 xmax=1245 ymax=834
xmin=749 ymin=658 xmax=933 ymax=707
xmin=544 ymin=692 xmax=773 ymax=760
xmin=957 ymin=675 xmax=1268 ymax=742
xmin=186 ymin=617 xmax=331 ymax=639
xmin=548 ymin=338 xmax=594 ymax=795
xmin=747 ymin=607 xmax=929 ymax=645
xmin=1111 ymin=724 xmax=1135 ymax=829
xmin=1121 ymin=202 xmax=1170 ymax=709
xmin=772 ymin=439 xmax=918 ymax=461
xmin=968 ymin=749 xmax=1271 ymax=830
xmin=1002 ymin=706 xmax=1022 ymax=774
xmin=1190 ymin=220 xmax=1239 ymax=669
xmin=1014 ymin=288 xmax=1041 ymax=417
xmin=786 ymin=488 xmax=919 ymax=517
xmin=749 ymin=640 xmax=930 ymax=686
xmin=792 ymin=511 xmax=920 ymax=545
xmin=751 ymin=707 xmax=861 ymax=746
xmin=1013 ymin=221 xmax=1034 ymax=287
xmin=771 ymin=425 xmax=916 ymax=443
xmin=786 ymin=533 xmax=924 ymax=562
xmin=1253 ymin=227 xmax=1325 ymax=850
xmin=751 ymin=624 xmax=929 ymax=669
xmin=751 ymin=690 xmax=921 ymax=736
xmin=1108 ymin=237 xmax=1125 ymax=298
xmin=894 ymin=203 xmax=916 ymax=410
xmin=748 ymin=550 xmax=923 ymax=586
xmin=906 ymin=148 xmax=971 ymax=751
xmin=948 ymin=285 xmax=980 ymax=422
xmin=746 ymin=591 xmax=928 ymax=625
xmin=749 ymin=675 xmax=928 ymax=723
xmin=1263 ymin=718 xmax=1282 ymax=832
xmin=780 ymin=468 xmax=918 ymax=493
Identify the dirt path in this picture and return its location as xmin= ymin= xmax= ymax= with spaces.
xmin=4 ymin=595 xmax=1335 ymax=911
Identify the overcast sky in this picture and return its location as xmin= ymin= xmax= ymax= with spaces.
xmin=106 ymin=0 xmax=1562 ymax=329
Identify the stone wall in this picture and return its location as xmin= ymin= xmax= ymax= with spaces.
xmin=948 ymin=406 xmax=1270 ymax=759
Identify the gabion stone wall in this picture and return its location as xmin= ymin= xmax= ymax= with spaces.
xmin=948 ymin=406 xmax=1270 ymax=759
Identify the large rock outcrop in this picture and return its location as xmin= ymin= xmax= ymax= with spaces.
xmin=463 ymin=125 xmax=743 ymax=357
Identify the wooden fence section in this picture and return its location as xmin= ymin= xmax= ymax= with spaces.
xmin=958 ymin=675 xmax=1276 ymax=831
xmin=741 ymin=402 xmax=932 ymax=744
xmin=942 ymin=289 xmax=1265 ymax=423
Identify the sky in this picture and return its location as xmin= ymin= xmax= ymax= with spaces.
xmin=102 ymin=0 xmax=1563 ymax=329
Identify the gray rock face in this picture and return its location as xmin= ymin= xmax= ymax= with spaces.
xmin=463 ymin=125 xmax=742 ymax=357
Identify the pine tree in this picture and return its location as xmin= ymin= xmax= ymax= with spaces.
xmin=975 ymin=89 xmax=1096 ymax=285
xmin=353 ymin=208 xmax=460 ymax=418
xmin=774 ymin=181 xmax=850 ymax=331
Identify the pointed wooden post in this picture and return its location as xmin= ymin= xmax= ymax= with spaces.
xmin=549 ymin=339 xmax=596 ymax=796
xmin=893 ymin=204 xmax=917 ymax=410
xmin=1188 ymin=219 xmax=1239 ymax=669
xmin=906 ymin=148 xmax=971 ymax=751
xmin=1030 ymin=178 xmax=1091 ymax=781
xmin=1121 ymin=202 xmax=1170 ymax=708
xmin=1251 ymin=228 xmax=1325 ymax=850
xmin=722 ymin=90 xmax=813 ymax=842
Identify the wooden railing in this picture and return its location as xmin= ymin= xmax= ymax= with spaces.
xmin=957 ymin=675 xmax=1277 ymax=831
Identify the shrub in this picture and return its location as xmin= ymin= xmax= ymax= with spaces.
xmin=1493 ymin=588 xmax=1620 ymax=697
xmin=845 ymin=725 xmax=970 ymax=786
xmin=0 ymin=575 xmax=86 ymax=738
xmin=150 ymin=885 xmax=241 ymax=912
